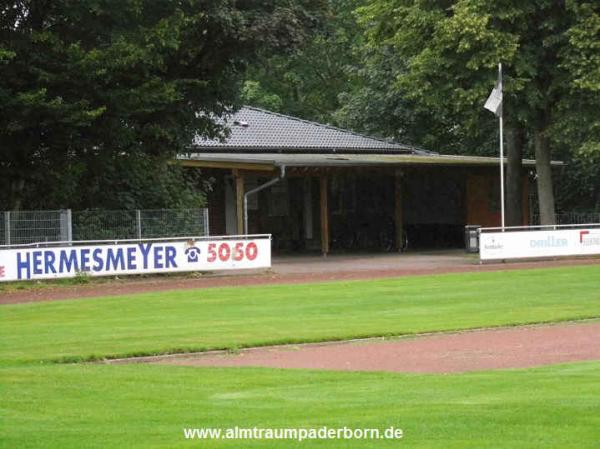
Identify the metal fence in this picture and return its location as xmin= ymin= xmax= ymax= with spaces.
xmin=531 ymin=211 xmax=600 ymax=226
xmin=0 ymin=209 xmax=209 ymax=246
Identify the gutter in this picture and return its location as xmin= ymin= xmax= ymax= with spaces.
xmin=243 ymin=165 xmax=286 ymax=234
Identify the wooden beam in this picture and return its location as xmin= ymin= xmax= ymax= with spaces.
xmin=320 ymin=175 xmax=329 ymax=256
xmin=394 ymin=170 xmax=404 ymax=252
xmin=237 ymin=168 xmax=278 ymax=177
xmin=176 ymin=159 xmax=276 ymax=172
xmin=235 ymin=172 xmax=244 ymax=235
xmin=303 ymin=177 xmax=313 ymax=240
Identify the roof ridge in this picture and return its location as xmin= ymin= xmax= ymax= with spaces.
xmin=241 ymin=106 xmax=414 ymax=151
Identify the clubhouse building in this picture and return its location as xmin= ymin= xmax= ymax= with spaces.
xmin=179 ymin=107 xmax=534 ymax=255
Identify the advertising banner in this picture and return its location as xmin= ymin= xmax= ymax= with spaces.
xmin=479 ymin=227 xmax=600 ymax=261
xmin=0 ymin=237 xmax=271 ymax=282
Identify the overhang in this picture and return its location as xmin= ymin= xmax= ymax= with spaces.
xmin=177 ymin=152 xmax=550 ymax=171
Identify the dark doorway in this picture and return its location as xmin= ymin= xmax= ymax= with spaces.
xmin=329 ymin=173 xmax=396 ymax=252
xmin=403 ymin=168 xmax=466 ymax=249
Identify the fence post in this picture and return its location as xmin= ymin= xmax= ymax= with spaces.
xmin=136 ymin=209 xmax=142 ymax=240
xmin=59 ymin=209 xmax=72 ymax=242
xmin=67 ymin=209 xmax=72 ymax=242
xmin=4 ymin=211 xmax=10 ymax=246
xmin=203 ymin=208 xmax=210 ymax=236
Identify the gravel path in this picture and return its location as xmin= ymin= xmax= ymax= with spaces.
xmin=1 ymin=253 xmax=598 ymax=304
xmin=147 ymin=322 xmax=600 ymax=374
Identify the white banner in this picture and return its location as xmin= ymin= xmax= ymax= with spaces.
xmin=0 ymin=237 xmax=271 ymax=282
xmin=480 ymin=228 xmax=600 ymax=261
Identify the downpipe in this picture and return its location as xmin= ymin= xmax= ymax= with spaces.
xmin=243 ymin=165 xmax=286 ymax=234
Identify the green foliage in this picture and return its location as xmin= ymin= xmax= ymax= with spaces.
xmin=72 ymin=271 xmax=91 ymax=285
xmin=353 ymin=2 xmax=537 ymax=130
xmin=561 ymin=1 xmax=600 ymax=92
xmin=242 ymin=0 xmax=361 ymax=124
xmin=241 ymin=80 xmax=284 ymax=112
xmin=0 ymin=0 xmax=325 ymax=210
xmin=354 ymin=0 xmax=599 ymax=211
xmin=334 ymin=36 xmax=497 ymax=154
xmin=242 ymin=1 xmax=599 ymax=211
xmin=552 ymin=1 xmax=600 ymax=210
xmin=550 ymin=87 xmax=600 ymax=211
xmin=16 ymin=151 xmax=209 ymax=210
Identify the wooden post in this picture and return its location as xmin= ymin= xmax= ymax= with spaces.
xmin=394 ymin=170 xmax=404 ymax=252
xmin=303 ymin=177 xmax=313 ymax=240
xmin=320 ymin=175 xmax=329 ymax=256
xmin=235 ymin=171 xmax=244 ymax=235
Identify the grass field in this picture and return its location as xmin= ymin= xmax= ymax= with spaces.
xmin=2 ymin=362 xmax=599 ymax=449
xmin=1 ymin=265 xmax=599 ymax=448
xmin=2 ymin=265 xmax=600 ymax=364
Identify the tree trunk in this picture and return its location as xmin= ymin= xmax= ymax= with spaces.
xmin=505 ymin=126 xmax=524 ymax=226
xmin=10 ymin=178 xmax=25 ymax=211
xmin=534 ymin=130 xmax=556 ymax=225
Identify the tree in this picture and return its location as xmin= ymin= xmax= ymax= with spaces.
xmin=0 ymin=0 xmax=325 ymax=210
xmin=334 ymin=26 xmax=498 ymax=157
xmin=551 ymin=1 xmax=600 ymax=212
xmin=355 ymin=0 xmax=600 ymax=225
xmin=242 ymin=0 xmax=359 ymax=124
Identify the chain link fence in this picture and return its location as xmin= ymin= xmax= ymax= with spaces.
xmin=1 ymin=210 xmax=69 ymax=246
xmin=531 ymin=211 xmax=600 ymax=226
xmin=0 ymin=209 xmax=209 ymax=246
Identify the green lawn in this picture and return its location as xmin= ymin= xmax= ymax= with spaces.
xmin=2 ymin=265 xmax=599 ymax=448
xmin=2 ymin=265 xmax=599 ymax=364
xmin=1 ymin=362 xmax=599 ymax=449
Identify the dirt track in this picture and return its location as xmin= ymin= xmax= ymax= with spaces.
xmin=1 ymin=253 xmax=599 ymax=304
xmin=144 ymin=322 xmax=600 ymax=373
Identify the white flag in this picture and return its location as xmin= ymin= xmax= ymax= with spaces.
xmin=484 ymin=81 xmax=502 ymax=116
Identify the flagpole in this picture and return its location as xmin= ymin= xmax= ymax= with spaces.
xmin=498 ymin=63 xmax=505 ymax=231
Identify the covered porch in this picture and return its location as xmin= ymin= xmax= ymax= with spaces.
xmin=180 ymin=152 xmax=532 ymax=255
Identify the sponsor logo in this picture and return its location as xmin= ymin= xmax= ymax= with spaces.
xmin=185 ymin=246 xmax=201 ymax=263
xmin=580 ymin=230 xmax=600 ymax=247
xmin=483 ymin=237 xmax=503 ymax=250
xmin=529 ymin=236 xmax=568 ymax=248
xmin=14 ymin=243 xmax=178 ymax=280
xmin=0 ymin=239 xmax=269 ymax=282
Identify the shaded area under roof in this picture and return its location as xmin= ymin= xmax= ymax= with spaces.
xmin=192 ymin=106 xmax=416 ymax=154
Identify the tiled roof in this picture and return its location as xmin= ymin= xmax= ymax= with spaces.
xmin=192 ymin=106 xmax=414 ymax=153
